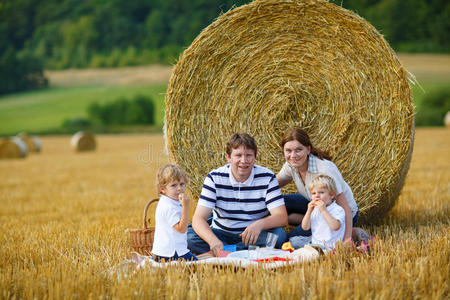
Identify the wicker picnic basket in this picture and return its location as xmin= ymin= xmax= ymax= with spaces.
xmin=129 ymin=198 xmax=159 ymax=255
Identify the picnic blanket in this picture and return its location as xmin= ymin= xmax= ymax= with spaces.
xmin=129 ymin=246 xmax=321 ymax=270
xmin=114 ymin=227 xmax=374 ymax=277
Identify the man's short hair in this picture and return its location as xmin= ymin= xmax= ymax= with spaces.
xmin=225 ymin=133 xmax=257 ymax=156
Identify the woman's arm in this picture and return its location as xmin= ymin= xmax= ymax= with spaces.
xmin=335 ymin=193 xmax=353 ymax=241
xmin=276 ymin=174 xmax=292 ymax=188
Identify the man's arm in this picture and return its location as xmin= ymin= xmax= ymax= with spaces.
xmin=240 ymin=205 xmax=288 ymax=245
xmin=192 ymin=205 xmax=223 ymax=256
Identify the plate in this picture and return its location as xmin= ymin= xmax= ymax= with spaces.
xmin=227 ymin=248 xmax=286 ymax=260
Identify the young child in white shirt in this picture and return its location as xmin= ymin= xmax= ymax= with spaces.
xmin=301 ymin=173 xmax=346 ymax=249
xmin=151 ymin=164 xmax=197 ymax=262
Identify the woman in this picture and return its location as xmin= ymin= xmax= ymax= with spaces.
xmin=276 ymin=127 xmax=359 ymax=241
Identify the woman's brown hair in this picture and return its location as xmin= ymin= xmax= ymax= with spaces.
xmin=280 ymin=127 xmax=332 ymax=161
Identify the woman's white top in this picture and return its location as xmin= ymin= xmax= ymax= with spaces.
xmin=278 ymin=154 xmax=358 ymax=217
xmin=151 ymin=194 xmax=189 ymax=257
xmin=311 ymin=201 xmax=346 ymax=249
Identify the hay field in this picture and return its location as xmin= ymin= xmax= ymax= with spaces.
xmin=0 ymin=129 xmax=449 ymax=299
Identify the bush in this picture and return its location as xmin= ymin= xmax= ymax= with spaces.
xmin=415 ymin=87 xmax=450 ymax=126
xmin=88 ymin=95 xmax=155 ymax=126
xmin=62 ymin=117 xmax=92 ymax=131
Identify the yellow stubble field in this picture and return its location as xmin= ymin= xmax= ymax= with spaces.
xmin=0 ymin=128 xmax=448 ymax=299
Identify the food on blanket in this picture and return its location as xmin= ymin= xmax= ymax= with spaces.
xmin=253 ymin=257 xmax=292 ymax=263
xmin=282 ymin=242 xmax=294 ymax=252
xmin=286 ymin=246 xmax=320 ymax=261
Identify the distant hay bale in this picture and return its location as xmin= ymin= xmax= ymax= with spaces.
xmin=165 ymin=0 xmax=415 ymax=223
xmin=445 ymin=111 xmax=450 ymax=128
xmin=17 ymin=133 xmax=42 ymax=153
xmin=0 ymin=137 xmax=28 ymax=159
xmin=71 ymin=131 xmax=96 ymax=152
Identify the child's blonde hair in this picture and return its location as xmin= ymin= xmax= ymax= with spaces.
xmin=156 ymin=164 xmax=189 ymax=193
xmin=308 ymin=173 xmax=337 ymax=196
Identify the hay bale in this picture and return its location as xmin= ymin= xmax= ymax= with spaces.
xmin=71 ymin=131 xmax=96 ymax=152
xmin=445 ymin=111 xmax=450 ymax=128
xmin=17 ymin=132 xmax=42 ymax=153
xmin=0 ymin=137 xmax=28 ymax=159
xmin=165 ymin=0 xmax=414 ymax=223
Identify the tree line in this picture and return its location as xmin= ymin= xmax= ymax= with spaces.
xmin=1 ymin=0 xmax=449 ymax=95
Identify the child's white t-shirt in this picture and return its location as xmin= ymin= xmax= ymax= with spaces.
xmin=151 ymin=194 xmax=189 ymax=257
xmin=311 ymin=201 xmax=346 ymax=249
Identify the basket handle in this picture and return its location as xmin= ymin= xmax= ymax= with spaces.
xmin=143 ymin=198 xmax=159 ymax=229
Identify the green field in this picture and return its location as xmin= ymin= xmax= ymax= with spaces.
xmin=0 ymin=54 xmax=449 ymax=136
xmin=0 ymin=84 xmax=167 ymax=136
xmin=0 ymin=82 xmax=446 ymax=136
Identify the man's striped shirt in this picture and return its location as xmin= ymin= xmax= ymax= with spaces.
xmin=197 ymin=164 xmax=285 ymax=233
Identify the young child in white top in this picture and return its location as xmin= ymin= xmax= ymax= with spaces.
xmin=301 ymin=173 xmax=346 ymax=249
xmin=151 ymin=164 xmax=197 ymax=261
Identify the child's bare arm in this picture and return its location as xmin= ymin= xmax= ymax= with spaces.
xmin=173 ymin=193 xmax=190 ymax=233
xmin=301 ymin=201 xmax=314 ymax=230
xmin=316 ymin=201 xmax=341 ymax=231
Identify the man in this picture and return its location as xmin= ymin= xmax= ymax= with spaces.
xmin=187 ymin=133 xmax=288 ymax=256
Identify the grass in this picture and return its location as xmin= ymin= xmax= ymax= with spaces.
xmin=411 ymin=81 xmax=450 ymax=108
xmin=0 ymin=84 xmax=167 ymax=136
xmin=0 ymin=81 xmax=445 ymax=136
xmin=0 ymin=128 xmax=448 ymax=299
xmin=1 ymin=53 xmax=449 ymax=136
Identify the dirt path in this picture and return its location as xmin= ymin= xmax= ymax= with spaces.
xmin=45 ymin=64 xmax=174 ymax=87
xmin=45 ymin=54 xmax=449 ymax=87
xmin=397 ymin=54 xmax=450 ymax=83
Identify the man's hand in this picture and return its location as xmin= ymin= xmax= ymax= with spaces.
xmin=240 ymin=220 xmax=264 ymax=245
xmin=209 ymin=238 xmax=224 ymax=257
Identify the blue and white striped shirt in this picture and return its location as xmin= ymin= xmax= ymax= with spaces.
xmin=198 ymin=164 xmax=285 ymax=233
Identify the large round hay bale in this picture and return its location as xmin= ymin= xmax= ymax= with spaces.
xmin=17 ymin=132 xmax=42 ymax=153
xmin=165 ymin=0 xmax=414 ymax=223
xmin=71 ymin=131 xmax=96 ymax=152
xmin=0 ymin=137 xmax=28 ymax=159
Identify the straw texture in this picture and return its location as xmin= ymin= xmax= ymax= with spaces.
xmin=165 ymin=0 xmax=414 ymax=223
xmin=0 ymin=137 xmax=28 ymax=159
xmin=71 ymin=131 xmax=96 ymax=152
